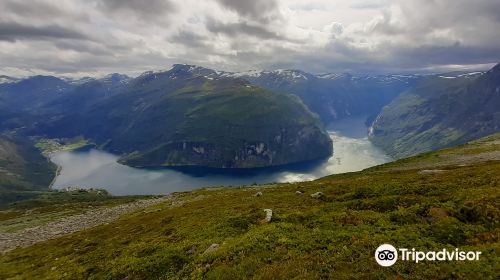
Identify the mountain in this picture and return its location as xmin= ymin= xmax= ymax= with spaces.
xmin=369 ymin=63 xmax=500 ymax=158
xmin=1 ymin=64 xmax=494 ymax=168
xmin=0 ymin=75 xmax=70 ymax=108
xmin=2 ymin=132 xmax=498 ymax=278
xmin=136 ymin=65 xmax=420 ymax=124
xmin=0 ymin=76 xmax=73 ymax=131
xmin=221 ymin=69 xmax=422 ymax=123
xmin=0 ymin=135 xmax=57 ymax=193
xmin=14 ymin=65 xmax=332 ymax=168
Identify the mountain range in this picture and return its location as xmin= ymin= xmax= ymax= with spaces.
xmin=0 ymin=65 xmax=333 ymax=169
xmin=1 ymin=63 xmax=499 ymax=170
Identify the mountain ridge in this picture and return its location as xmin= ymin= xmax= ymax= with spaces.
xmin=369 ymin=63 xmax=500 ymax=158
xmin=0 ymin=66 xmax=333 ymax=169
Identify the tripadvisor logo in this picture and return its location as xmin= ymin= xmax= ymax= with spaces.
xmin=375 ymin=244 xmax=482 ymax=267
xmin=375 ymin=244 xmax=398 ymax=266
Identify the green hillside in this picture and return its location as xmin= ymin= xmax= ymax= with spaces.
xmin=0 ymin=136 xmax=57 ymax=204
xmin=118 ymin=79 xmax=333 ymax=168
xmin=40 ymin=68 xmax=333 ymax=168
xmin=1 ymin=133 xmax=498 ymax=279
xmin=370 ymin=63 xmax=500 ymax=158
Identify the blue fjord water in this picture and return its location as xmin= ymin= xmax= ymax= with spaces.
xmin=50 ymin=117 xmax=391 ymax=195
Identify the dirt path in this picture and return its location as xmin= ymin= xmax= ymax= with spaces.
xmin=0 ymin=196 xmax=170 ymax=254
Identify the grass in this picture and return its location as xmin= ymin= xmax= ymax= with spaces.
xmin=0 ymin=189 xmax=147 ymax=233
xmin=0 ymin=134 xmax=499 ymax=279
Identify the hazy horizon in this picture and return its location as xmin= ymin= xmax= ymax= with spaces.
xmin=2 ymin=62 xmax=497 ymax=80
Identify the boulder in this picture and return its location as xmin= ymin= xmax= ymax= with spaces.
xmin=263 ymin=209 xmax=273 ymax=223
xmin=310 ymin=192 xmax=323 ymax=198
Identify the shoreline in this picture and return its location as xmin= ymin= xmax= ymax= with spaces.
xmin=37 ymin=139 xmax=92 ymax=190
xmin=48 ymin=158 xmax=62 ymax=190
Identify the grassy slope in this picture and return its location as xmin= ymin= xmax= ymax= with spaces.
xmin=0 ymin=190 xmax=145 ymax=233
xmin=1 ymin=134 xmax=499 ymax=279
xmin=0 ymin=136 xmax=57 ymax=198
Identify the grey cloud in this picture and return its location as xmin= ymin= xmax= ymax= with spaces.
xmin=350 ymin=0 xmax=388 ymax=10
xmin=53 ymin=40 xmax=114 ymax=56
xmin=170 ymin=30 xmax=209 ymax=49
xmin=387 ymin=45 xmax=500 ymax=68
xmin=214 ymin=0 xmax=282 ymax=23
xmin=206 ymin=18 xmax=285 ymax=40
xmin=368 ymin=11 xmax=406 ymax=35
xmin=1 ymin=0 xmax=65 ymax=18
xmin=0 ymin=0 xmax=90 ymax=23
xmin=1 ymin=0 xmax=499 ymax=77
xmin=369 ymin=0 xmax=500 ymax=38
xmin=0 ymin=21 xmax=90 ymax=42
xmin=99 ymin=0 xmax=176 ymax=19
xmin=1 ymin=42 xmax=173 ymax=76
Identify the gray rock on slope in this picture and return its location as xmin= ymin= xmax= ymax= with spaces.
xmin=310 ymin=192 xmax=324 ymax=198
xmin=263 ymin=209 xmax=273 ymax=223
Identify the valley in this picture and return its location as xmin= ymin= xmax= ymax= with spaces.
xmin=0 ymin=61 xmax=498 ymax=280
xmin=1 ymin=63 xmax=498 ymax=201
xmin=1 ymin=2 xmax=498 ymax=279
xmin=48 ymin=116 xmax=391 ymax=195
xmin=1 ymin=132 xmax=498 ymax=279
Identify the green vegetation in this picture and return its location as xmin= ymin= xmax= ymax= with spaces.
xmin=0 ymin=136 xmax=57 ymax=201
xmin=118 ymin=81 xmax=332 ymax=168
xmin=58 ymin=71 xmax=333 ymax=168
xmin=0 ymin=189 xmax=144 ymax=233
xmin=35 ymin=137 xmax=90 ymax=156
xmin=1 ymin=134 xmax=498 ymax=279
xmin=370 ymin=63 xmax=500 ymax=159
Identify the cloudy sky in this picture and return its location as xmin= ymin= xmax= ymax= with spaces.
xmin=1 ymin=0 xmax=500 ymax=77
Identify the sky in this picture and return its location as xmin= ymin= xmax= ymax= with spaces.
xmin=1 ymin=0 xmax=499 ymax=77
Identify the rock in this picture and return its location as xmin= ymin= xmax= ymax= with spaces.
xmin=310 ymin=192 xmax=323 ymax=198
xmin=295 ymin=191 xmax=303 ymax=194
xmin=254 ymin=192 xmax=263 ymax=197
xmin=263 ymin=209 xmax=273 ymax=223
xmin=203 ymin=243 xmax=220 ymax=254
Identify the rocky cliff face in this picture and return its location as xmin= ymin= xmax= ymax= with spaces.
xmin=121 ymin=125 xmax=332 ymax=168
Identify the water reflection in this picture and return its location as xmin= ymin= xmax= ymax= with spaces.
xmin=50 ymin=116 xmax=392 ymax=195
